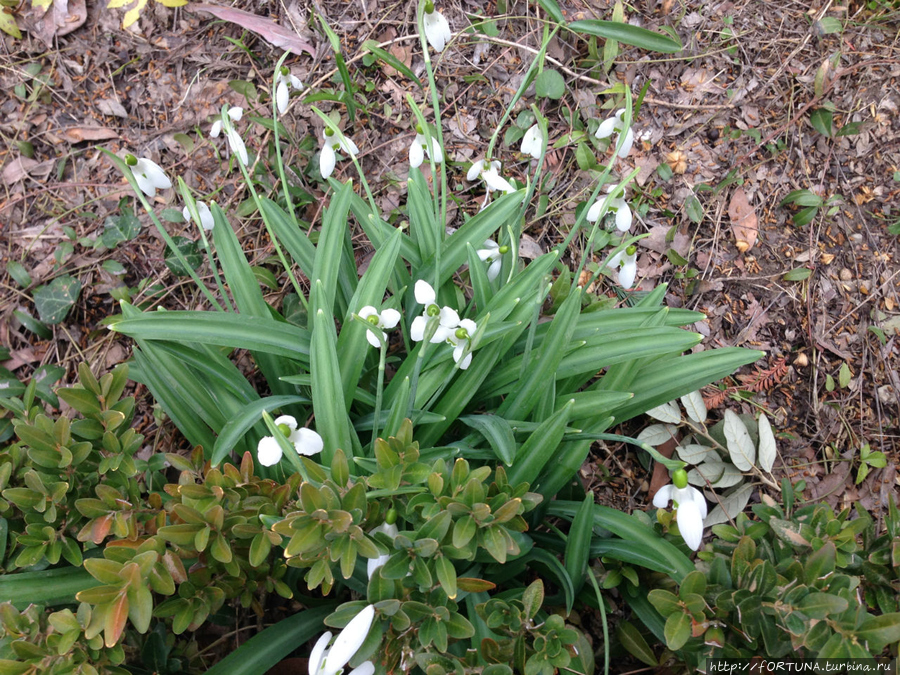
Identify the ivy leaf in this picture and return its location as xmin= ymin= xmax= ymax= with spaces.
xmin=164 ymin=237 xmax=203 ymax=276
xmin=100 ymin=212 xmax=141 ymax=249
xmin=33 ymin=275 xmax=82 ymax=324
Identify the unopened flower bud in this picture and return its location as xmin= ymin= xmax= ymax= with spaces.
xmin=455 ymin=327 xmax=468 ymax=340
xmin=386 ymin=507 xmax=398 ymax=525
xmin=672 ymin=468 xmax=689 ymax=489
xmin=125 ymin=154 xmax=137 ymax=166
xmin=426 ymin=304 xmax=440 ymax=317
xmin=499 ymin=245 xmax=509 ymax=255
xmin=277 ymin=423 xmax=292 ymax=437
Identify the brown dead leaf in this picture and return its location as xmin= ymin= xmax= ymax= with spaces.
xmin=23 ymin=0 xmax=87 ymax=46
xmin=2 ymin=157 xmax=39 ymax=184
xmin=728 ymin=188 xmax=758 ymax=252
xmin=61 ymin=126 xmax=120 ymax=143
xmin=192 ymin=5 xmax=315 ymax=57
xmin=96 ymin=99 xmax=128 ymax=118
xmin=383 ymin=44 xmax=413 ymax=78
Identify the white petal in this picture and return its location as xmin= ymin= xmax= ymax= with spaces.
xmin=276 ymin=80 xmax=289 ymax=115
xmin=685 ymin=486 xmax=708 ymax=519
xmin=617 ymin=127 xmax=635 ymax=158
xmin=676 ymin=499 xmax=704 ymax=551
xmin=380 ymin=308 xmax=401 ymax=329
xmin=410 ymin=315 xmax=428 ymax=342
xmin=308 ymin=632 xmax=332 ymax=675
xmin=273 ymin=415 xmax=298 ymax=430
xmin=320 ymin=144 xmax=336 ymax=179
xmin=358 ymin=306 xmax=378 ymax=321
xmin=322 ymin=605 xmax=375 ymax=675
xmin=227 ymin=128 xmax=248 ymax=165
xmin=586 ymin=199 xmax=605 ymax=223
xmin=414 ymin=280 xmax=436 ymax=305
xmin=182 ymin=206 xmax=191 ymax=221
xmin=291 ymin=75 xmax=304 ymax=89
xmin=594 ymin=116 xmax=618 ymax=139
xmin=652 ymin=484 xmax=675 ymax=508
xmin=488 ymin=258 xmax=502 ymax=281
xmin=135 ymin=159 xmax=171 ymax=193
xmin=228 ymin=107 xmax=244 ymax=121
xmin=341 ymin=136 xmax=359 ymax=156
xmin=372 ymin=522 xmax=399 ymax=538
xmin=467 ymin=160 xmax=484 ymax=181
xmin=348 ymin=662 xmax=375 ymax=675
xmin=614 ymin=202 xmax=633 ymax=232
xmin=439 ymin=306 xmax=460 ymax=329
xmin=618 ymin=256 xmax=637 ymax=289
xmin=294 ymin=428 xmax=324 ymax=456
xmin=409 ymin=139 xmax=424 ymax=168
xmin=521 ymin=125 xmax=543 ymax=158
xmin=256 ymin=436 xmax=283 ymax=467
xmin=365 ymin=330 xmax=382 ymax=348
xmin=423 ymin=10 xmax=450 ymax=52
xmin=607 ymin=251 xmax=625 ymax=268
xmin=210 ymin=120 xmax=222 ymax=138
xmin=483 ymin=171 xmax=515 ymax=194
xmin=366 ymin=553 xmax=390 ymax=579
xmin=197 ymin=202 xmax=214 ymax=230
xmin=429 ymin=138 xmax=443 ymax=163
xmin=452 ymin=342 xmax=467 ymax=364
xmin=458 ymin=319 xmax=477 ymax=334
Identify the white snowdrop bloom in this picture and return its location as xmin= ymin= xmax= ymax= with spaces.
xmin=182 ymin=201 xmax=215 ymax=231
xmin=586 ymin=185 xmax=633 ymax=233
xmin=595 ymin=108 xmax=635 ymax=158
xmin=225 ymin=126 xmax=249 ymax=166
xmin=129 ymin=156 xmax=172 ymax=197
xmin=256 ymin=415 xmax=323 ymax=467
xmin=422 ymin=2 xmax=452 ymax=52
xmin=520 ymin=124 xmax=543 ymax=159
xmin=409 ymin=128 xmax=443 ymax=168
xmin=358 ymin=305 xmax=401 ymax=348
xmin=476 ymin=240 xmax=504 ymax=281
xmin=308 ymin=605 xmax=376 ymax=675
xmin=410 ymin=281 xmax=459 ymax=343
xmin=608 ymin=246 xmax=638 ymax=289
xmin=210 ymin=106 xmax=244 ymax=138
xmin=467 ymin=159 xmax=515 ymax=194
xmin=447 ymin=319 xmax=477 ymax=369
xmin=366 ymin=521 xmax=399 ymax=578
xmin=653 ymin=470 xmax=708 ymax=551
xmin=320 ymin=127 xmax=359 ymax=179
xmin=275 ymin=67 xmax=304 ymax=115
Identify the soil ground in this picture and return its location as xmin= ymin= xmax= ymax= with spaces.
xmin=1 ymin=0 xmax=899 ymax=633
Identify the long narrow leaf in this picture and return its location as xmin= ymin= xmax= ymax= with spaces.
xmin=311 ymin=180 xmax=354 ymax=318
xmin=259 ymin=198 xmax=316 ymax=281
xmin=568 ymin=20 xmax=682 ymax=53
xmin=506 ymin=399 xmax=573 ymax=486
xmin=565 ymin=493 xmax=595 ymax=596
xmin=408 ymin=168 xmax=439 ymax=261
xmin=310 ymin=300 xmax=353 ymax=461
xmin=459 ymin=414 xmax=516 ymax=466
xmin=0 ymin=567 xmax=100 ymax=608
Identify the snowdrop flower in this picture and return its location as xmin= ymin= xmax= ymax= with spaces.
xmin=447 ymin=319 xmax=477 ymax=369
xmin=595 ymin=108 xmax=634 ymax=158
xmin=466 ymin=159 xmax=516 ymax=194
xmin=309 ymin=605 xmax=376 ymax=675
xmin=125 ymin=154 xmax=172 ymax=197
xmin=409 ymin=125 xmax=443 ymax=168
xmin=275 ymin=67 xmax=304 ymax=115
xmin=256 ymin=415 xmax=323 ymax=467
xmin=358 ymin=305 xmax=401 ymax=348
xmin=520 ymin=124 xmax=543 ymax=159
xmin=653 ymin=469 xmax=707 ymax=551
xmin=586 ymin=185 xmax=633 ymax=232
xmin=209 ymin=106 xmax=243 ymax=138
xmin=410 ymin=280 xmax=459 ymax=343
xmin=422 ymin=1 xmax=452 ymax=52
xmin=608 ymin=245 xmax=638 ymax=289
xmin=320 ymin=127 xmax=360 ymax=180
xmin=225 ymin=126 xmax=249 ymax=166
xmin=476 ymin=240 xmax=507 ymax=281
xmin=182 ymin=201 xmax=214 ymax=231
xmin=367 ymin=520 xmax=399 ymax=578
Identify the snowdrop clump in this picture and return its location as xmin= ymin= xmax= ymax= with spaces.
xmin=210 ymin=106 xmax=248 ymax=166
xmin=653 ymin=468 xmax=707 ymax=551
xmin=467 ymin=159 xmax=516 ymax=194
xmin=587 ymin=185 xmax=633 ymax=233
xmin=320 ymin=127 xmax=359 ymax=180
xmin=126 ymin=154 xmax=171 ymax=197
xmin=358 ymin=305 xmax=401 ymax=348
xmin=410 ymin=281 xmax=477 ymax=369
xmin=275 ymin=66 xmax=304 ymax=115
xmin=256 ymin=415 xmax=323 ymax=467
xmin=595 ymin=108 xmax=634 ymax=158
xmin=409 ymin=125 xmax=443 ymax=168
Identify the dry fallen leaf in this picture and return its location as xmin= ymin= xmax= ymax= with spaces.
xmin=22 ymin=0 xmax=87 ymax=46
xmin=61 ymin=126 xmax=120 ymax=143
xmin=728 ymin=188 xmax=758 ymax=252
xmin=2 ymin=157 xmax=40 ymax=184
xmin=192 ymin=4 xmax=315 ymax=57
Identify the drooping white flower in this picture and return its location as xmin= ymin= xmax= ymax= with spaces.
xmin=320 ymin=127 xmax=359 ymax=180
xmin=256 ymin=415 xmax=323 ymax=467
xmin=225 ymin=126 xmax=249 ymax=166
xmin=409 ymin=128 xmax=443 ymax=168
xmin=358 ymin=306 xmax=401 ymax=348
xmin=410 ymin=280 xmax=459 ymax=343
xmin=466 ymin=159 xmax=515 ymax=194
xmin=275 ymin=68 xmax=304 ymax=115
xmin=586 ymin=185 xmax=633 ymax=233
xmin=608 ymin=246 xmax=638 ymax=289
xmin=129 ymin=156 xmax=172 ymax=197
xmin=520 ymin=124 xmax=543 ymax=159
xmin=595 ymin=108 xmax=635 ymax=158
xmin=447 ymin=319 xmax=477 ymax=369
xmin=182 ymin=200 xmax=215 ymax=231
xmin=308 ymin=605 xmax=376 ymax=675
xmin=210 ymin=106 xmax=244 ymax=138
xmin=422 ymin=2 xmax=452 ymax=52
xmin=476 ymin=240 xmax=504 ymax=281
xmin=366 ymin=521 xmax=399 ymax=578
xmin=653 ymin=470 xmax=707 ymax=551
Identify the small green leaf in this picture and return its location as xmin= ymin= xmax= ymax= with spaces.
xmin=838 ymin=361 xmax=851 ymax=388
xmin=32 ymin=275 xmax=82 ymax=324
xmin=173 ymin=133 xmax=194 ymax=153
xmin=228 ymin=79 xmax=258 ymax=101
xmin=575 ymin=143 xmax=597 ymax=170
xmin=100 ymin=212 xmax=141 ymax=248
xmin=663 ymin=611 xmax=692 ymax=650
xmin=685 ymin=195 xmax=703 ymax=223
xmin=535 ymin=69 xmax=565 ymax=100
xmin=784 ymin=267 xmax=812 ymax=281
xmin=7 ymin=261 xmax=32 ymax=288
xmin=810 ymin=108 xmax=833 ymax=137
xmin=616 ymin=620 xmax=657 ymax=666
xmin=164 ymin=237 xmax=202 ymax=276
